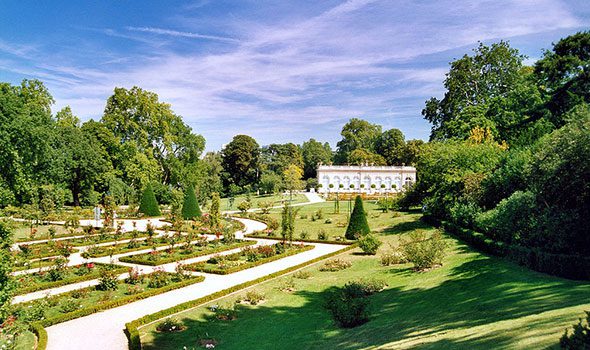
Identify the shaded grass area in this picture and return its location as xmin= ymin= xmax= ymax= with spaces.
xmin=209 ymin=193 xmax=307 ymax=212
xmin=140 ymin=213 xmax=590 ymax=350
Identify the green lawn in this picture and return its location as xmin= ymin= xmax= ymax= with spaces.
xmin=263 ymin=200 xmax=403 ymax=241
xmin=211 ymin=193 xmax=308 ymax=212
xmin=139 ymin=212 xmax=590 ymax=350
xmin=12 ymin=223 xmax=83 ymax=242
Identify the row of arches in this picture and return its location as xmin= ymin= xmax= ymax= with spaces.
xmin=320 ymin=175 xmax=414 ymax=191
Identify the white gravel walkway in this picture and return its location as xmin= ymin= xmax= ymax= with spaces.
xmin=43 ymin=217 xmax=347 ymax=350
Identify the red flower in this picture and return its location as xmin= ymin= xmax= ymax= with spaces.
xmin=86 ymin=263 xmax=95 ymax=268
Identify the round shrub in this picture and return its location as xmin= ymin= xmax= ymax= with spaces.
xmin=358 ymin=234 xmax=382 ymax=255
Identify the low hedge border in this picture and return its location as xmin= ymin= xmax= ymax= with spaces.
xmin=439 ymin=219 xmax=590 ymax=280
xmin=82 ymin=240 xmax=171 ymax=258
xmin=244 ymin=234 xmax=355 ymax=246
xmin=17 ymin=264 xmax=128 ymax=295
xmin=30 ymin=275 xmax=205 ymax=350
xmin=125 ymin=243 xmax=357 ymax=350
xmin=118 ymin=240 xmax=256 ymax=266
xmin=186 ymin=244 xmax=315 ymax=274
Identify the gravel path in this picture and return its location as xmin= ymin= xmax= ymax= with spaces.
xmin=42 ymin=216 xmax=346 ymax=350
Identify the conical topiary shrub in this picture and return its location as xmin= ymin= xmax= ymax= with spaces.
xmin=139 ymin=183 xmax=161 ymax=217
xmin=181 ymin=184 xmax=201 ymax=220
xmin=345 ymin=195 xmax=370 ymax=240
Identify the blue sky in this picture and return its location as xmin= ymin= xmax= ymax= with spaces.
xmin=1 ymin=1 xmax=589 ymax=151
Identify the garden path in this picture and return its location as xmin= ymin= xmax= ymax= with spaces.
xmin=45 ymin=218 xmax=346 ymax=350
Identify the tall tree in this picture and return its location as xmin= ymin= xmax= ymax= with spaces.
xmin=221 ymin=135 xmax=260 ymax=190
xmin=260 ymin=143 xmax=303 ymax=174
xmin=375 ymin=128 xmax=406 ymax=165
xmin=347 ymin=149 xmax=386 ymax=166
xmin=423 ymin=41 xmax=525 ymax=140
xmin=101 ymin=86 xmax=205 ymax=188
xmin=535 ymin=31 xmax=590 ymax=124
xmin=282 ymin=164 xmax=305 ymax=199
xmin=335 ymin=118 xmax=382 ymax=164
xmin=301 ymin=138 xmax=333 ymax=178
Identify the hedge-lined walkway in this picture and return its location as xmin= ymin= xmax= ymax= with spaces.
xmin=44 ymin=218 xmax=346 ymax=350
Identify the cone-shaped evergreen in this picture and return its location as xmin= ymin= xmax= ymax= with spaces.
xmin=139 ymin=183 xmax=161 ymax=217
xmin=345 ymin=195 xmax=370 ymax=240
xmin=182 ymin=184 xmax=201 ymax=220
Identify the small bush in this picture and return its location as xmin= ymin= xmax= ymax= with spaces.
xmin=347 ymin=278 xmax=387 ymax=296
xmin=326 ymin=289 xmax=369 ymax=328
xmin=126 ymin=285 xmax=144 ymax=295
xmin=317 ymin=229 xmax=328 ymax=241
xmin=380 ymin=244 xmax=407 ymax=266
xmin=59 ymin=298 xmax=82 ymax=313
xmin=299 ymin=230 xmax=309 ymax=240
xmin=244 ymin=290 xmax=265 ymax=305
xmin=401 ymin=230 xmax=448 ymax=270
xmin=358 ymin=234 xmax=382 ymax=255
xmin=17 ymin=299 xmax=47 ymax=321
xmin=211 ymin=304 xmax=238 ymax=321
xmin=97 ymin=267 xmax=119 ymax=291
xmin=560 ymin=311 xmax=590 ymax=349
xmin=319 ymin=259 xmax=352 ymax=272
xmin=71 ymin=288 xmax=89 ymax=299
xmin=293 ymin=270 xmax=311 ymax=279
xmin=147 ymin=269 xmax=170 ymax=288
xmin=125 ymin=267 xmax=144 ymax=285
xmin=325 ymin=218 xmax=333 ymax=224
xmin=156 ymin=318 xmax=185 ymax=333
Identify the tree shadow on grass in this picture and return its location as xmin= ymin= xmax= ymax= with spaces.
xmin=144 ymin=254 xmax=590 ymax=349
xmin=380 ymin=220 xmax=432 ymax=235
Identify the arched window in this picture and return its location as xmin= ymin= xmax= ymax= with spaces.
xmin=375 ymin=176 xmax=382 ymax=189
xmin=343 ymin=176 xmax=351 ymax=189
xmin=404 ymin=177 xmax=414 ymax=188
xmin=322 ymin=175 xmax=330 ymax=189
xmin=333 ymin=176 xmax=341 ymax=190
xmin=363 ymin=176 xmax=371 ymax=189
xmin=394 ymin=176 xmax=402 ymax=191
xmin=353 ymin=176 xmax=360 ymax=189
xmin=385 ymin=177 xmax=392 ymax=189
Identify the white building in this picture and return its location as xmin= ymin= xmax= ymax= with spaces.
xmin=316 ymin=164 xmax=417 ymax=194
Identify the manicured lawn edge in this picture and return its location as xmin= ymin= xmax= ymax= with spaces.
xmin=118 ymin=240 xmax=256 ymax=266
xmin=244 ymin=234 xmax=354 ymax=245
xmin=16 ymin=264 xmax=128 ymax=295
xmin=125 ymin=244 xmax=356 ymax=350
xmin=186 ymin=244 xmax=315 ymax=274
xmin=30 ymin=275 xmax=205 ymax=350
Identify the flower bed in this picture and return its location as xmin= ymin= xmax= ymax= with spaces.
xmin=244 ymin=232 xmax=354 ymax=245
xmin=80 ymin=236 xmax=173 ymax=258
xmin=16 ymin=241 xmax=79 ymax=260
xmin=118 ymin=239 xmax=256 ymax=266
xmin=185 ymin=243 xmax=314 ymax=275
xmin=13 ymin=258 xmax=56 ymax=272
xmin=16 ymin=262 xmax=127 ymax=295
xmin=23 ymin=270 xmax=205 ymax=350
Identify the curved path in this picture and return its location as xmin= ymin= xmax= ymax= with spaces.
xmin=44 ymin=217 xmax=347 ymax=350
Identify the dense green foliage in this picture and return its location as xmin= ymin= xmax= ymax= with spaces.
xmin=181 ymin=185 xmax=201 ymax=220
xmin=139 ymin=183 xmax=161 ymax=217
xmin=0 ymin=221 xmax=13 ymax=322
xmin=408 ymin=31 xmax=590 ymax=271
xmin=560 ymin=311 xmax=590 ymax=349
xmin=345 ymin=196 xmax=370 ymax=240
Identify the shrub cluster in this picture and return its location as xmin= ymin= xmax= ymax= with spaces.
xmin=560 ymin=311 xmax=590 ymax=349
xmin=358 ymin=234 xmax=382 ymax=255
xmin=401 ymin=230 xmax=447 ymax=270
xmin=319 ymin=259 xmax=352 ymax=272
xmin=325 ymin=279 xmax=386 ymax=328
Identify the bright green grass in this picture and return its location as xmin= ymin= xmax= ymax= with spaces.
xmin=139 ymin=212 xmax=590 ymax=350
xmin=264 ymin=200 xmax=403 ymax=241
xmin=12 ymin=223 xmax=82 ymax=242
xmin=0 ymin=331 xmax=36 ymax=350
xmin=211 ymin=193 xmax=308 ymax=212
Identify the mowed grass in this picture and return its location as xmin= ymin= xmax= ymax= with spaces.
xmin=213 ymin=193 xmax=308 ymax=212
xmin=265 ymin=200 xmax=405 ymax=240
xmin=139 ymin=212 xmax=590 ymax=350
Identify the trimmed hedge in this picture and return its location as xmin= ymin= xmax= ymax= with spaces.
xmin=186 ymin=244 xmax=315 ymax=274
xmin=30 ymin=275 xmax=205 ymax=350
xmin=17 ymin=264 xmax=128 ymax=295
xmin=440 ymin=220 xmax=590 ymax=280
xmin=125 ymin=244 xmax=357 ymax=350
xmin=345 ymin=196 xmax=370 ymax=240
xmin=181 ymin=185 xmax=201 ymax=220
xmin=244 ymin=234 xmax=354 ymax=246
xmin=118 ymin=240 xmax=256 ymax=266
xmin=81 ymin=240 xmax=170 ymax=258
xmin=139 ymin=183 xmax=161 ymax=217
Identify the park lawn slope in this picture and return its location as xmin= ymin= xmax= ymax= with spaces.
xmin=139 ymin=212 xmax=590 ymax=350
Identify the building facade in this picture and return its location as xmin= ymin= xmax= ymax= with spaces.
xmin=316 ymin=164 xmax=417 ymax=194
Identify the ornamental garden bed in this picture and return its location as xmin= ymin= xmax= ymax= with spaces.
xmin=16 ymin=241 xmax=79 ymax=260
xmin=13 ymin=258 xmax=56 ymax=272
xmin=16 ymin=262 xmax=127 ymax=295
xmin=185 ymin=243 xmax=314 ymax=275
xmin=21 ymin=228 xmax=154 ymax=248
xmin=244 ymin=232 xmax=354 ymax=245
xmin=14 ymin=270 xmax=204 ymax=340
xmin=119 ymin=239 xmax=256 ymax=266
xmin=80 ymin=236 xmax=174 ymax=258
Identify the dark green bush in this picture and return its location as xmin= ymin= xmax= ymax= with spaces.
xmin=139 ymin=183 xmax=161 ymax=217
xmin=358 ymin=234 xmax=382 ymax=255
xmin=345 ymin=196 xmax=370 ymax=240
xmin=181 ymin=184 xmax=201 ymax=220
xmin=560 ymin=311 xmax=590 ymax=349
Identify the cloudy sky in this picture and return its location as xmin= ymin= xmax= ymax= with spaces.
xmin=1 ymin=1 xmax=589 ymax=151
